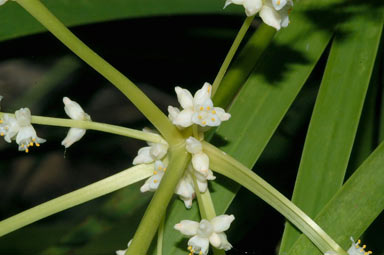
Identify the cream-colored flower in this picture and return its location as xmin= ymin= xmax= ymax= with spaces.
xmin=116 ymin=240 xmax=132 ymax=255
xmin=168 ymin=82 xmax=230 ymax=128
xmin=0 ymin=0 xmax=8 ymax=6
xmin=186 ymin=137 xmax=216 ymax=181
xmin=0 ymin=108 xmax=46 ymax=153
xmin=224 ymin=0 xmax=293 ymax=30
xmin=140 ymin=160 xmax=167 ymax=192
xmin=133 ymin=128 xmax=168 ymax=165
xmin=61 ymin=97 xmax=91 ymax=148
xmin=174 ymin=215 xmax=235 ymax=255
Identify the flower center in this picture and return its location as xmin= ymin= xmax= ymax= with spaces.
xmin=197 ymin=219 xmax=213 ymax=238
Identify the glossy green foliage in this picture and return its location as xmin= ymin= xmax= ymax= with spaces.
xmin=280 ymin=5 xmax=384 ymax=253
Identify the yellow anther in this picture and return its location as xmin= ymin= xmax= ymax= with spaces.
xmin=277 ymin=0 xmax=280 ymax=5
xmin=206 ymin=106 xmax=210 ymax=110
xmin=36 ymin=143 xmax=40 ymax=147
xmin=0 ymin=119 xmax=3 ymax=123
xmin=158 ymin=166 xmax=162 ymax=170
xmin=207 ymin=86 xmax=211 ymax=92
xmin=21 ymin=144 xmax=25 ymax=148
xmin=199 ymin=106 xmax=204 ymax=111
xmin=25 ymin=148 xmax=29 ymax=153
xmin=198 ymin=115 xmax=202 ymax=120
xmin=154 ymin=179 xmax=158 ymax=183
xmin=212 ymin=110 xmax=216 ymax=114
xmin=211 ymin=118 xmax=215 ymax=122
xmin=362 ymin=245 xmax=367 ymax=249
xmin=153 ymin=171 xmax=158 ymax=175
xmin=188 ymin=246 xmax=192 ymax=251
xmin=202 ymin=121 xmax=206 ymax=125
xmin=29 ymin=142 xmax=34 ymax=147
xmin=32 ymin=138 xmax=36 ymax=142
xmin=164 ymin=168 xmax=167 ymax=171
xmin=0 ymin=132 xmax=4 ymax=136
xmin=367 ymin=251 xmax=372 ymax=254
xmin=199 ymin=251 xmax=203 ymax=255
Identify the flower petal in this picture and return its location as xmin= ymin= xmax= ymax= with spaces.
xmin=193 ymin=82 xmax=212 ymax=106
xmin=133 ymin=147 xmax=154 ymax=165
xmin=216 ymin=233 xmax=233 ymax=251
xmin=174 ymin=220 xmax=199 ymax=236
xmin=175 ymin=87 xmax=194 ymax=109
xmin=188 ymin=235 xmax=210 ymax=255
xmin=192 ymin=153 xmax=210 ymax=174
xmin=168 ymin=106 xmax=180 ymax=122
xmin=172 ymin=109 xmax=194 ymax=127
xmin=260 ymin=4 xmax=282 ymax=30
xmin=63 ymin=97 xmax=90 ymax=121
xmin=209 ymin=232 xmax=221 ymax=248
xmin=243 ymin=0 xmax=263 ymax=16
xmin=61 ymin=127 xmax=86 ymax=148
xmin=272 ymin=0 xmax=287 ymax=11
xmin=186 ymin=136 xmax=203 ymax=154
xmin=211 ymin=214 xmax=235 ymax=233
xmin=150 ymin=143 xmax=168 ymax=159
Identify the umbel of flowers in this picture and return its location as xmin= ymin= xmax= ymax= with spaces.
xmin=127 ymin=82 xmax=234 ymax=255
xmin=224 ymin=0 xmax=293 ymax=30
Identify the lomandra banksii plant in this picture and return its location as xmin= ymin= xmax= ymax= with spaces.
xmin=0 ymin=0 xmax=383 ymax=255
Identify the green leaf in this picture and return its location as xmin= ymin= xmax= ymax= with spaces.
xmin=153 ymin=0 xmax=341 ymax=253
xmin=287 ymin=140 xmax=384 ymax=255
xmin=0 ymin=0 xmax=241 ymax=42
xmin=280 ymin=5 xmax=384 ymax=253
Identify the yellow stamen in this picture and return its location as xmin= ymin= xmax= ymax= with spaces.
xmin=202 ymin=121 xmax=206 ymax=125
xmin=158 ymin=166 xmax=162 ymax=170
xmin=21 ymin=144 xmax=25 ymax=148
xmin=188 ymin=246 xmax=192 ymax=251
xmin=277 ymin=0 xmax=280 ymax=5
xmin=0 ymin=119 xmax=3 ymax=123
xmin=199 ymin=251 xmax=203 ymax=255
xmin=207 ymin=86 xmax=211 ymax=92
xmin=206 ymin=106 xmax=210 ymax=110
xmin=0 ymin=132 xmax=4 ymax=136
xmin=154 ymin=179 xmax=158 ymax=183
xmin=32 ymin=138 xmax=36 ymax=142
xmin=25 ymin=148 xmax=29 ymax=153
xmin=362 ymin=245 xmax=367 ymax=249
xmin=153 ymin=171 xmax=158 ymax=175
xmin=198 ymin=115 xmax=202 ymax=119
xmin=199 ymin=106 xmax=204 ymax=111
xmin=29 ymin=142 xmax=34 ymax=147
xmin=36 ymin=143 xmax=40 ymax=147
xmin=212 ymin=110 xmax=216 ymax=114
xmin=211 ymin=118 xmax=216 ymax=122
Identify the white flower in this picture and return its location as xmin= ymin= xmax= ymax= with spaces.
xmin=61 ymin=97 xmax=91 ymax=148
xmin=133 ymin=128 xmax=168 ymax=165
xmin=0 ymin=114 xmax=19 ymax=143
xmin=174 ymin=215 xmax=235 ymax=255
xmin=140 ymin=160 xmax=167 ymax=192
xmin=168 ymin=82 xmax=230 ymax=128
xmin=224 ymin=0 xmax=293 ymax=30
xmin=116 ymin=240 xmax=132 ymax=255
xmin=325 ymin=237 xmax=372 ymax=255
xmin=175 ymin=170 xmax=196 ymax=209
xmin=347 ymin=237 xmax=372 ymax=255
xmin=186 ymin=137 xmax=216 ymax=181
xmin=1 ymin=108 xmax=46 ymax=153
xmin=0 ymin=0 xmax=8 ymax=6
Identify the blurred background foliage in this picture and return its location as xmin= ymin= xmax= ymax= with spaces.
xmin=0 ymin=0 xmax=383 ymax=255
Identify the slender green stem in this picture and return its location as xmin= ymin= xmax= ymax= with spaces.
xmin=15 ymin=0 xmax=183 ymax=145
xmin=212 ymin=16 xmax=255 ymax=96
xmin=126 ymin=144 xmax=190 ymax=255
xmin=203 ymin=142 xmax=348 ymax=255
xmin=0 ymin=164 xmax=154 ymax=237
xmin=157 ymin=216 xmax=165 ymax=255
xmin=212 ymin=24 xmax=276 ymax=107
xmin=0 ymin=112 xmax=166 ymax=144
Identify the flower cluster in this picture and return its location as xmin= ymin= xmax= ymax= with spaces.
xmin=168 ymin=82 xmax=230 ymax=128
xmin=61 ymin=97 xmax=91 ymax=148
xmin=174 ymin=215 xmax=235 ymax=255
xmin=225 ymin=0 xmax=293 ymax=30
xmin=0 ymin=103 xmax=46 ymax=153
